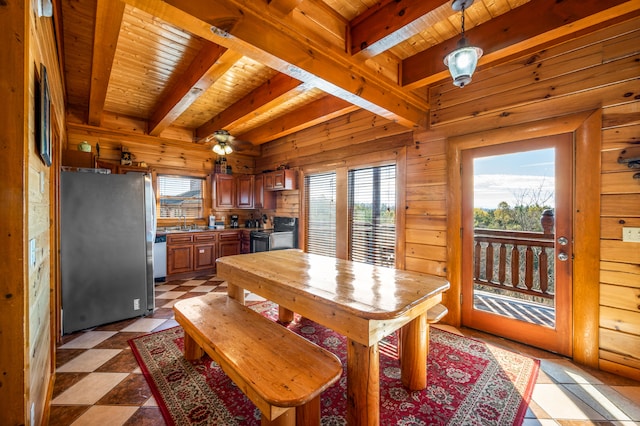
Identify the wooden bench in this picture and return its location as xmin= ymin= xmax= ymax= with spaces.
xmin=173 ymin=293 xmax=342 ymax=426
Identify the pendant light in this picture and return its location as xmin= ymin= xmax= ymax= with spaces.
xmin=211 ymin=130 xmax=233 ymax=155
xmin=444 ymin=0 xmax=483 ymax=88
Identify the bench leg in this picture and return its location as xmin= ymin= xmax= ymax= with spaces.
xmin=399 ymin=313 xmax=428 ymax=390
xmin=227 ymin=282 xmax=245 ymax=304
xmin=295 ymin=395 xmax=320 ymax=425
xmin=261 ymin=407 xmax=295 ymax=426
xmin=183 ymin=332 xmax=205 ymax=360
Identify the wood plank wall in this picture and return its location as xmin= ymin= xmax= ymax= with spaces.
xmin=1 ymin=1 xmax=67 ymax=423
xmin=258 ymin=16 xmax=640 ymax=380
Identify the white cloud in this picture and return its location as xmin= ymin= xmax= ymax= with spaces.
xmin=474 ymin=174 xmax=555 ymax=209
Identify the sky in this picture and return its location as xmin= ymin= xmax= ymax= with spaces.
xmin=473 ymin=148 xmax=555 ymax=209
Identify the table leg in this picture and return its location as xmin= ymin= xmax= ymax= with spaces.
xmin=346 ymin=338 xmax=379 ymax=426
xmin=278 ymin=306 xmax=294 ymax=324
xmin=227 ymin=282 xmax=245 ymax=304
xmin=399 ymin=313 xmax=428 ymax=390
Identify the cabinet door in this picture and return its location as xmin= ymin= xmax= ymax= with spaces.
xmin=219 ymin=240 xmax=241 ymax=257
xmin=194 ymin=243 xmax=216 ymax=270
xmin=236 ymin=175 xmax=254 ymax=209
xmin=264 ymin=173 xmax=275 ymax=190
xmin=214 ymin=174 xmax=235 ymax=208
xmin=241 ymin=230 xmax=251 ymax=254
xmin=253 ymin=175 xmax=276 ymax=209
xmin=167 ymin=245 xmax=193 ymax=275
xmin=218 ymin=231 xmax=241 ymax=258
xmin=273 ymin=170 xmax=286 ymax=189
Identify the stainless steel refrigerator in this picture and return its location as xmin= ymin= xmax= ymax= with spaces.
xmin=61 ymin=171 xmax=155 ymax=334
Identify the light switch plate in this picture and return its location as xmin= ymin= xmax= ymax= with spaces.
xmin=622 ymin=227 xmax=640 ymax=242
xmin=30 ymin=239 xmax=36 ymax=267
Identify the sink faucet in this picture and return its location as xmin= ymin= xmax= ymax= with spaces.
xmin=179 ymin=215 xmax=187 ymax=230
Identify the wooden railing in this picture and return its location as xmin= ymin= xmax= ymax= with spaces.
xmin=473 ymin=228 xmax=555 ymax=300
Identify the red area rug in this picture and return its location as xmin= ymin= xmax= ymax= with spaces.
xmin=130 ymin=301 xmax=539 ymax=425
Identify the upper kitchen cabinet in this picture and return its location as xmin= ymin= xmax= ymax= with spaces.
xmin=213 ymin=174 xmax=254 ymax=209
xmin=253 ymin=174 xmax=276 ymax=209
xmin=236 ymin=175 xmax=254 ymax=209
xmin=264 ymin=169 xmax=297 ymax=191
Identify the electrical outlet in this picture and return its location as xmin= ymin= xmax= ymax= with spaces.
xmin=133 ymin=298 xmax=140 ymax=310
xmin=622 ymin=227 xmax=640 ymax=242
xmin=30 ymin=239 xmax=36 ymax=267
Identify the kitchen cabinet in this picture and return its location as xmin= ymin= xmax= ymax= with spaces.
xmin=218 ymin=231 xmax=241 ymax=258
xmin=193 ymin=233 xmax=217 ymax=271
xmin=236 ymin=174 xmax=254 ymax=209
xmin=241 ymin=230 xmax=251 ymax=254
xmin=166 ymin=230 xmax=242 ymax=279
xmin=264 ymin=169 xmax=297 ymax=191
xmin=167 ymin=234 xmax=195 ymax=276
xmin=62 ymin=150 xmax=94 ymax=168
xmin=253 ymin=174 xmax=276 ymax=209
xmin=213 ymin=174 xmax=235 ymax=208
xmin=213 ymin=174 xmax=254 ymax=209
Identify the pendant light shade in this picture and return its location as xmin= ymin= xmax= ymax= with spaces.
xmin=444 ymin=0 xmax=483 ymax=88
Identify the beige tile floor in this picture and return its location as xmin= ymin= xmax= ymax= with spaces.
xmin=49 ymin=275 xmax=640 ymax=425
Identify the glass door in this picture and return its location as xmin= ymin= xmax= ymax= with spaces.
xmin=461 ymin=134 xmax=573 ymax=356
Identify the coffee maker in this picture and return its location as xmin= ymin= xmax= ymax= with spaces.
xmin=230 ymin=215 xmax=239 ymax=228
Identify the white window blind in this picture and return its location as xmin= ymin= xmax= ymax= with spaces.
xmin=348 ymin=165 xmax=396 ymax=267
xmin=305 ymin=172 xmax=336 ymax=257
xmin=158 ymin=175 xmax=204 ymax=219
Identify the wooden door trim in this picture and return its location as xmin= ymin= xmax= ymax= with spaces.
xmin=446 ymin=110 xmax=601 ymax=366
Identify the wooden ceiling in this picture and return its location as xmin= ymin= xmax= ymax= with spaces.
xmin=58 ymin=0 xmax=637 ymax=153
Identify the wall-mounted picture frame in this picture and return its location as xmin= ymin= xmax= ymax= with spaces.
xmin=38 ymin=63 xmax=52 ymax=167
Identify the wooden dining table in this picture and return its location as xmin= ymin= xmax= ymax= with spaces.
xmin=216 ymin=249 xmax=450 ymax=425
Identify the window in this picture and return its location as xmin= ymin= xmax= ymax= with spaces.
xmin=348 ymin=165 xmax=396 ymax=267
xmin=157 ymin=174 xmax=204 ymax=219
xmin=305 ymin=172 xmax=336 ymax=257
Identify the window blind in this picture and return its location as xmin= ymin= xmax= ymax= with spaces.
xmin=348 ymin=165 xmax=396 ymax=267
xmin=158 ymin=175 xmax=204 ymax=219
xmin=305 ymin=172 xmax=336 ymax=257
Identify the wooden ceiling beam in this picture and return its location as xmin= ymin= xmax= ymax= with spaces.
xmin=196 ymin=73 xmax=304 ymax=141
xmin=402 ymin=0 xmax=635 ymax=90
xmin=122 ymin=0 xmax=429 ymax=129
xmin=88 ymin=0 xmax=125 ymax=126
xmin=237 ymin=95 xmax=359 ymax=144
xmin=149 ymin=44 xmax=240 ymax=136
xmin=268 ymin=0 xmax=304 ymax=17
xmin=350 ymin=0 xmax=448 ymax=58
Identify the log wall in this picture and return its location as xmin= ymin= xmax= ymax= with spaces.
xmin=258 ymin=16 xmax=640 ymax=380
xmin=0 ymin=1 xmax=67 ymax=423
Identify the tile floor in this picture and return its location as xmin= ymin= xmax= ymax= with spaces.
xmin=49 ymin=275 xmax=640 ymax=425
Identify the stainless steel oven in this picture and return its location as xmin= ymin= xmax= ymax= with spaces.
xmin=250 ymin=217 xmax=298 ymax=253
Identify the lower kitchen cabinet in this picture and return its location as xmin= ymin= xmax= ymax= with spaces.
xmin=166 ymin=230 xmax=242 ymax=279
xmin=241 ymin=230 xmax=251 ymax=254
xmin=193 ymin=233 xmax=217 ymax=271
xmin=167 ymin=244 xmax=193 ymax=275
xmin=218 ymin=231 xmax=241 ymax=258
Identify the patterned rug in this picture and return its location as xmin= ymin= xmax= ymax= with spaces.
xmin=130 ymin=301 xmax=539 ymax=425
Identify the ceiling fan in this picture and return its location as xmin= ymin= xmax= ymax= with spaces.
xmin=203 ymin=130 xmax=253 ymax=155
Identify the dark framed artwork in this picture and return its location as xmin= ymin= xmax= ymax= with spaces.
xmin=38 ymin=63 xmax=52 ymax=167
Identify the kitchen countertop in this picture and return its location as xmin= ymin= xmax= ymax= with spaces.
xmin=156 ymin=227 xmax=271 ymax=235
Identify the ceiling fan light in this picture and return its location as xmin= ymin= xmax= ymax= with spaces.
xmin=212 ymin=143 xmax=225 ymax=155
xmin=444 ymin=41 xmax=483 ymax=88
xmin=223 ymin=144 xmax=233 ymax=155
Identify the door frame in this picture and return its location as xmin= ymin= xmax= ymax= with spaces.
xmin=445 ymin=111 xmax=601 ymax=366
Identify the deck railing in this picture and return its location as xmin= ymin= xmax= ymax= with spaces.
xmin=473 ymin=228 xmax=555 ymax=300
